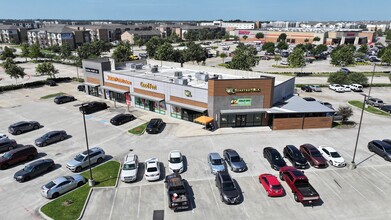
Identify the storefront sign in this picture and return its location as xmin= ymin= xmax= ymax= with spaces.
xmin=231 ymin=98 xmax=252 ymax=106
xmin=184 ymin=90 xmax=192 ymax=97
xmin=107 ymin=76 xmax=131 ymax=85
xmin=225 ymin=87 xmax=261 ymax=95
xmin=85 ymin=68 xmax=99 ymax=74
xmin=140 ymin=82 xmax=157 ymax=90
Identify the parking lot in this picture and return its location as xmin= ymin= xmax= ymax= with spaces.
xmin=0 ymin=82 xmax=391 ymax=220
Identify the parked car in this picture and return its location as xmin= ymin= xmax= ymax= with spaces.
xmin=333 ymin=113 xmax=343 ymax=121
xmin=0 ymin=133 xmax=8 ymax=141
xmin=303 ymin=97 xmax=316 ymax=102
xmin=261 ymin=56 xmax=271 ymax=60
xmin=223 ymin=149 xmax=247 ymax=172
xmin=145 ymin=158 xmax=160 ymax=181
xmin=46 ymin=80 xmax=57 ymax=86
xmin=300 ymin=144 xmax=328 ymax=168
xmin=0 ymin=145 xmax=38 ymax=169
xmin=318 ymin=146 xmax=346 ymax=167
xmin=258 ymin=173 xmax=285 ymax=197
xmin=379 ymin=105 xmax=391 ymax=113
xmin=168 ymin=150 xmax=184 ymax=173
xmin=368 ymin=140 xmax=391 ymax=161
xmin=263 ymin=147 xmax=287 ymax=171
xmin=350 ymin=84 xmax=363 ymax=92
xmin=355 ymin=58 xmax=365 ymax=62
xmin=207 ymin=152 xmax=226 ymax=174
xmin=366 ymin=97 xmax=384 ymax=107
xmin=280 ymin=61 xmax=289 ymax=65
xmin=66 ymin=147 xmax=105 ymax=172
xmin=146 ymin=118 xmax=164 ymax=134
xmin=283 ymin=145 xmax=308 ymax=169
xmin=369 ymin=56 xmax=381 ymax=62
xmin=120 ymin=153 xmax=139 ymax=183
xmin=309 ymin=85 xmax=322 ymax=92
xmin=329 ymin=84 xmax=344 ymax=93
xmin=54 ymin=95 xmax=76 ymax=104
xmin=8 ymin=121 xmax=41 ymax=135
xmin=279 ymin=166 xmax=320 ymax=205
xmin=40 ymin=174 xmax=87 ymax=199
xmin=35 ymin=130 xmax=67 ymax=147
xmin=0 ymin=138 xmax=17 ymax=153
xmin=318 ymin=101 xmax=334 ymax=110
xmin=14 ymin=159 xmax=55 ymax=182
xmin=339 ymin=68 xmax=351 ymax=74
xmin=215 ymin=171 xmax=241 ymax=204
xmin=110 ymin=113 xmax=135 ymax=126
xmin=165 ymin=173 xmax=190 ymax=211
xmin=300 ymin=85 xmax=312 ymax=92
xmin=342 ymin=85 xmax=351 ymax=92
xmin=79 ymin=102 xmax=107 ymax=114
xmin=77 ymin=85 xmax=85 ymax=92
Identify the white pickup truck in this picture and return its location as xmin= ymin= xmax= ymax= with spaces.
xmin=328 ymin=84 xmax=344 ymax=93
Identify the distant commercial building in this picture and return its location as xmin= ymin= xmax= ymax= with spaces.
xmin=325 ymin=30 xmax=375 ymax=45
xmin=200 ymin=20 xmax=256 ymax=31
xmin=233 ymin=29 xmax=326 ymax=44
xmin=0 ymin=24 xmax=27 ymax=44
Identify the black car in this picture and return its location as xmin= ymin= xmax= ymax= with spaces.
xmin=110 ymin=114 xmax=135 ymax=126
xmin=369 ymin=56 xmax=380 ymax=62
xmin=146 ymin=118 xmax=164 ymax=134
xmin=368 ymin=140 xmax=391 ymax=161
xmin=79 ymin=102 xmax=108 ymax=114
xmin=0 ymin=138 xmax=17 ymax=153
xmin=339 ymin=68 xmax=351 ymax=74
xmin=215 ymin=171 xmax=241 ymax=204
xmin=379 ymin=105 xmax=391 ymax=113
xmin=303 ymin=97 xmax=316 ymax=101
xmin=54 ymin=95 xmax=76 ymax=104
xmin=263 ymin=147 xmax=287 ymax=171
xmin=301 ymin=86 xmax=312 ymax=92
xmin=35 ymin=130 xmax=68 ymax=147
xmin=8 ymin=121 xmax=41 ymax=135
xmin=46 ymin=80 xmax=57 ymax=86
xmin=283 ymin=145 xmax=308 ymax=169
xmin=77 ymin=85 xmax=86 ymax=92
xmin=14 ymin=159 xmax=55 ymax=182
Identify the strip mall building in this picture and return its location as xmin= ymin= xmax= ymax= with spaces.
xmin=82 ymin=59 xmax=334 ymax=130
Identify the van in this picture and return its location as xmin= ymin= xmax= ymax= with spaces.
xmin=350 ymin=84 xmax=363 ymax=92
xmin=0 ymin=145 xmax=38 ymax=169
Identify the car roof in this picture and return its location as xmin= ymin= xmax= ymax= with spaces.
xmin=53 ymin=176 xmax=70 ymax=184
xmin=12 ymin=121 xmax=28 ymax=126
xmin=301 ymin=144 xmax=316 ymax=150
xmin=224 ymin=149 xmax=239 ymax=156
xmin=145 ymin=158 xmax=158 ymax=167
xmin=169 ymin=150 xmax=181 ymax=158
xmin=218 ymin=171 xmax=232 ymax=181
xmin=81 ymin=147 xmax=103 ymax=155
xmin=263 ymin=174 xmax=280 ymax=185
xmin=209 ymin=152 xmax=222 ymax=160
xmin=124 ymin=153 xmax=137 ymax=163
xmin=27 ymin=159 xmax=53 ymax=167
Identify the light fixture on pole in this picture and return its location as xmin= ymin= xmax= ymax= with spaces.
xmin=80 ymin=103 xmax=95 ymax=186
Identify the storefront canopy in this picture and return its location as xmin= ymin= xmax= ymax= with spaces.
xmin=101 ymin=86 xmax=129 ymax=94
xmin=84 ymin=82 xmax=100 ymax=87
xmin=129 ymin=92 xmax=164 ymax=102
xmin=194 ymin=116 xmax=214 ymax=125
xmin=220 ymin=109 xmax=267 ymax=114
xmin=166 ymin=101 xmax=207 ymax=113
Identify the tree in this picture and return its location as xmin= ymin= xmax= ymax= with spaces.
xmin=133 ymin=35 xmax=145 ymax=47
xmin=255 ymin=32 xmax=264 ymax=40
xmin=327 ymin=72 xmax=350 ymax=84
xmin=155 ymin=42 xmax=176 ymax=61
xmin=48 ymin=45 xmax=61 ymax=53
xmin=242 ymin=35 xmax=248 ymax=41
xmin=288 ymin=47 xmax=305 ymax=68
xmin=381 ymin=47 xmax=391 ymax=65
xmin=112 ymin=41 xmax=133 ymax=62
xmin=311 ymin=44 xmax=327 ymax=55
xmin=357 ymin=44 xmax=368 ymax=54
xmin=5 ymin=64 xmax=26 ymax=84
xmin=60 ymin=43 xmax=72 ymax=60
xmin=20 ymin=43 xmax=30 ymax=62
xmin=219 ymin=53 xmax=227 ymax=63
xmin=0 ymin=46 xmax=15 ymax=60
xmin=276 ymin=41 xmax=288 ymax=50
xmin=2 ymin=57 xmax=14 ymax=70
xmin=274 ymin=55 xmax=281 ymax=64
xmin=375 ymin=29 xmax=383 ymax=37
xmin=304 ymin=38 xmax=310 ymax=43
xmin=262 ymin=42 xmax=275 ymax=53
xmin=183 ymin=41 xmax=207 ymax=64
xmin=337 ymin=106 xmax=353 ymax=123
xmin=228 ymin=43 xmax=258 ymax=71
xmin=313 ymin=37 xmax=321 ymax=42
xmin=330 ymin=45 xmax=355 ymax=66
xmin=347 ymin=72 xmax=368 ymax=85
xmin=167 ymin=32 xmax=181 ymax=43
xmin=29 ymin=43 xmax=43 ymax=60
xmin=277 ymin=33 xmax=287 ymax=42
xmin=35 ymin=62 xmax=59 ymax=78
xmin=145 ymin=36 xmax=164 ymax=58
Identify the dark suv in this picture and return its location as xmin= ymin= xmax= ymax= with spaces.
xmin=35 ymin=130 xmax=68 ymax=147
xmin=0 ymin=138 xmax=17 ymax=153
xmin=110 ymin=114 xmax=135 ymax=126
xmin=0 ymin=145 xmax=38 ymax=169
xmin=368 ymin=140 xmax=391 ymax=161
xmin=79 ymin=102 xmax=108 ymax=114
xmin=215 ymin=171 xmax=241 ymax=204
xmin=146 ymin=118 xmax=164 ymax=134
xmin=263 ymin=147 xmax=287 ymax=171
xmin=283 ymin=145 xmax=308 ymax=169
xmin=14 ymin=159 xmax=55 ymax=182
xmin=8 ymin=121 xmax=41 ymax=135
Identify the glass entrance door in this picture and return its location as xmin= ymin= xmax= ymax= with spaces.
xmin=149 ymin=101 xmax=155 ymax=112
xmin=235 ymin=115 xmax=246 ymax=127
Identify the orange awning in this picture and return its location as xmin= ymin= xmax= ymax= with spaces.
xmin=194 ymin=116 xmax=214 ymax=125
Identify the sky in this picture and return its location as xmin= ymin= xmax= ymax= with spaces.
xmin=0 ymin=0 xmax=390 ymax=21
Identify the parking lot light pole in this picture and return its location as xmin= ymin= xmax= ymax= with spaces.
xmin=81 ymin=103 xmax=95 ymax=186
xmin=350 ymin=94 xmax=367 ymax=170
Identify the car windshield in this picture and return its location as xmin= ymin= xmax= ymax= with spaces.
xmin=223 ymin=182 xmax=235 ymax=190
xmin=74 ymin=154 xmax=85 ymax=162
xmin=310 ymin=150 xmax=322 ymax=157
xmin=230 ymin=156 xmax=240 ymax=162
xmin=384 ymin=148 xmax=391 ymax=154
xmin=23 ymin=165 xmax=34 ymax=172
xmin=170 ymin=157 xmax=182 ymax=163
xmin=293 ymin=152 xmax=302 ymax=158
xmin=123 ymin=163 xmax=136 ymax=170
xmin=44 ymin=181 xmax=56 ymax=189
xmin=330 ymin=152 xmax=341 ymax=158
xmin=271 ymin=185 xmax=282 ymax=190
xmin=212 ymin=159 xmax=222 ymax=165
xmin=147 ymin=167 xmax=157 ymax=172
xmin=2 ymin=152 xmax=12 ymax=159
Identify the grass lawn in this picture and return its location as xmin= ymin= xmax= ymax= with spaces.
xmin=128 ymin=122 xmax=148 ymax=135
xmin=41 ymin=161 xmax=120 ymax=220
xmin=40 ymin=92 xmax=66 ymax=99
xmin=348 ymin=100 xmax=391 ymax=116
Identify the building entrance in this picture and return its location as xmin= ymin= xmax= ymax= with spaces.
xmin=235 ymin=115 xmax=247 ymax=127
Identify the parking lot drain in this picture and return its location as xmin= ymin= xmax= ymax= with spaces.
xmin=334 ymin=179 xmax=342 ymax=188
xmin=153 ymin=210 xmax=164 ymax=220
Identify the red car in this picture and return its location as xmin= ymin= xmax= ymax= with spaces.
xmin=258 ymin=173 xmax=285 ymax=197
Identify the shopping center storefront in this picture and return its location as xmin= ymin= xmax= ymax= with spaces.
xmin=101 ymin=72 xmax=132 ymax=104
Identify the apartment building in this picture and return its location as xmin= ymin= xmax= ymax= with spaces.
xmin=0 ymin=24 xmax=27 ymax=44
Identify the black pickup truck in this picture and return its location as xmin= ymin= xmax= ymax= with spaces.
xmin=164 ymin=173 xmax=190 ymax=211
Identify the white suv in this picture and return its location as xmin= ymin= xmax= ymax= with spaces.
xmin=120 ymin=153 xmax=139 ymax=182
xmin=350 ymin=84 xmax=363 ymax=92
xmin=66 ymin=147 xmax=105 ymax=172
xmin=168 ymin=150 xmax=184 ymax=173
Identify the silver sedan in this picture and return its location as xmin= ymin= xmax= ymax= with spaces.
xmin=41 ymin=174 xmax=86 ymax=199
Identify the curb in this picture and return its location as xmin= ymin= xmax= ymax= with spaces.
xmin=77 ymin=188 xmax=94 ymax=220
xmin=348 ymin=102 xmax=391 ymax=118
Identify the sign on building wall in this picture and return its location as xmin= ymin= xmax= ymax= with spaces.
xmin=104 ymin=72 xmax=132 ymax=86
xmin=85 ymin=68 xmax=99 ymax=74
xmin=231 ymin=98 xmax=252 ymax=106
xmin=61 ymin=33 xmax=73 ymax=39
xmin=225 ymin=87 xmax=261 ymax=95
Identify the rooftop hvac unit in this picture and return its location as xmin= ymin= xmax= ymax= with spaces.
xmin=174 ymin=71 xmax=183 ymax=78
xmin=151 ymin=65 xmax=158 ymax=73
xmin=195 ymin=72 xmax=209 ymax=81
xmin=174 ymin=78 xmax=188 ymax=85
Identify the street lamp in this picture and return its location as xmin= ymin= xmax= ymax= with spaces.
xmin=80 ymin=103 xmax=95 ymax=186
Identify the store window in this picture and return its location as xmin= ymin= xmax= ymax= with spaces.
xmin=171 ymin=106 xmax=182 ymax=119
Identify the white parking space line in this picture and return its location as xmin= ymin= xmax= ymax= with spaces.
xmin=331 ymin=170 xmax=369 ymax=200
xmin=370 ymin=166 xmax=391 ymax=182
xmin=207 ymin=178 xmax=220 ymax=209
xmin=108 ymin=188 xmax=118 ymax=220
xmin=137 ymin=185 xmax=142 ymax=219
xmin=312 ymin=171 xmax=343 ymax=200
xmin=250 ymin=175 xmax=270 ymax=206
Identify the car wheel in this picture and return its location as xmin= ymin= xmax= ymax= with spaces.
xmin=1 ymin=163 xmax=9 ymax=169
xmin=76 ymin=166 xmax=82 ymax=172
xmin=77 ymin=181 xmax=84 ymax=187
xmin=97 ymin=158 xmax=103 ymax=164
xmin=24 ymin=176 xmax=31 ymax=182
xmin=47 ymin=166 xmax=53 ymax=172
xmin=52 ymin=193 xmax=60 ymax=199
xmin=384 ymin=155 xmax=389 ymax=161
xmin=16 ymin=130 xmax=22 ymax=135
xmin=119 ymin=122 xmax=122 ymax=125
xmin=309 ymin=161 xmax=314 ymax=166
xmin=27 ymin=155 xmax=34 ymax=161
xmin=329 ymin=160 xmax=333 ymax=166
xmin=33 ymin=125 xmax=39 ymax=130
xmin=294 ymin=193 xmax=299 ymax=202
